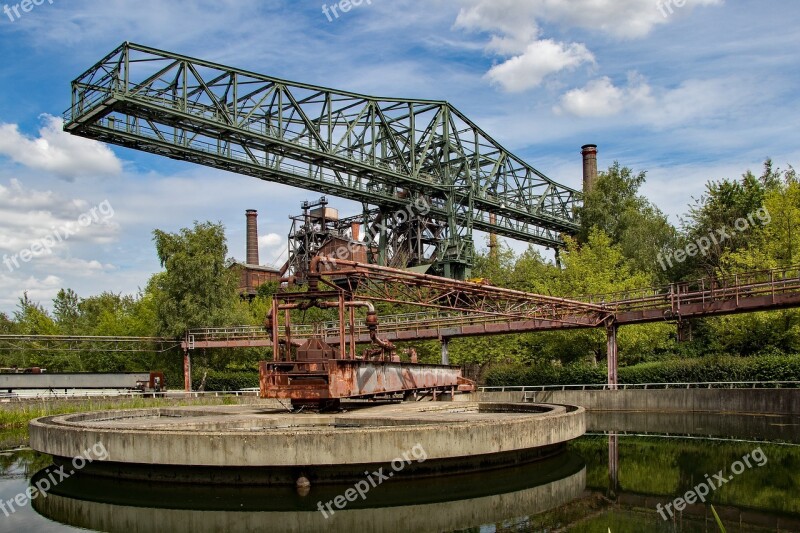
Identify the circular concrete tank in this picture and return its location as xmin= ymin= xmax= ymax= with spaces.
xmin=32 ymin=452 xmax=587 ymax=533
xmin=29 ymin=401 xmax=585 ymax=484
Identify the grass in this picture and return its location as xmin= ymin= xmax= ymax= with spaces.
xmin=0 ymin=395 xmax=251 ymax=446
xmin=711 ymin=505 xmax=727 ymax=532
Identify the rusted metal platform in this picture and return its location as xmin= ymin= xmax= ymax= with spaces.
xmin=260 ymin=359 xmax=472 ymax=408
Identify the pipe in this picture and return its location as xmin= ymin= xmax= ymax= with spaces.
xmin=344 ymin=300 xmax=375 ymax=313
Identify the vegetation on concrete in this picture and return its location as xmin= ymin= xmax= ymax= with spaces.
xmin=0 ymin=396 xmax=250 ymax=448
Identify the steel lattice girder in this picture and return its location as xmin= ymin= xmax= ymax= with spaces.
xmin=63 ymin=42 xmax=581 ymax=274
xmin=310 ymin=258 xmax=611 ymax=328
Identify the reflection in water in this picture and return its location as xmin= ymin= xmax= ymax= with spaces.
xmin=576 ymin=435 xmax=800 ymax=532
xmin=32 ymin=453 xmax=586 ymax=533
xmin=588 ymin=410 xmax=800 ymax=443
xmin=608 ymin=432 xmax=619 ymax=499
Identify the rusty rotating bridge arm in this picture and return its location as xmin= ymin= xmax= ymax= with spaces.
xmin=308 ymin=257 xmax=612 ymax=327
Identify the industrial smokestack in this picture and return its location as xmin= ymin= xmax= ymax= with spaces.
xmin=245 ymin=209 xmax=260 ymax=266
xmin=351 ymin=222 xmax=361 ymax=242
xmin=581 ymin=144 xmax=598 ymax=194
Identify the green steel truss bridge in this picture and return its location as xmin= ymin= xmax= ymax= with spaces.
xmin=63 ymin=42 xmax=580 ymax=279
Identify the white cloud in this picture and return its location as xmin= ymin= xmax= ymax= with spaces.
xmin=455 ymin=0 xmax=723 ymax=92
xmin=455 ymin=0 xmax=540 ymax=54
xmin=0 ymin=178 xmax=119 ymax=259
xmin=557 ymin=73 xmax=653 ymax=117
xmin=557 ymin=77 xmax=626 ymax=117
xmin=486 ymin=39 xmax=594 ymax=92
xmin=0 ymin=115 xmax=122 ymax=180
xmin=0 ymin=273 xmax=63 ymax=312
xmin=555 ymin=73 xmax=745 ymax=130
xmin=259 ymin=233 xmax=282 ymax=248
xmin=456 ymin=0 xmax=724 ymax=41
xmin=259 ymin=233 xmax=285 ymax=266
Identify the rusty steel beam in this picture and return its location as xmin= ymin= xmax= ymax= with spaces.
xmin=598 ymin=266 xmax=800 ymax=325
xmin=310 ymin=257 xmax=612 ymax=327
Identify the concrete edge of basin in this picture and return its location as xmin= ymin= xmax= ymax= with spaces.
xmin=29 ymin=402 xmax=585 ymax=484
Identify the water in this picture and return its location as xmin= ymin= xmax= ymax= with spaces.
xmin=1 ymin=412 xmax=799 ymax=532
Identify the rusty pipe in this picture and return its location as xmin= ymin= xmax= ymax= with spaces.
xmin=341 ymin=302 xmax=392 ymax=349
xmin=344 ymin=300 xmax=375 ymax=313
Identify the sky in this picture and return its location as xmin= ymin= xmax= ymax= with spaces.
xmin=0 ymin=0 xmax=798 ymax=313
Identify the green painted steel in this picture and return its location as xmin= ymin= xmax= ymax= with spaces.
xmin=64 ymin=42 xmax=581 ymax=279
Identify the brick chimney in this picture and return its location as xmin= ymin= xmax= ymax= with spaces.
xmin=245 ymin=210 xmax=259 ymax=266
xmin=581 ymin=144 xmax=598 ymax=194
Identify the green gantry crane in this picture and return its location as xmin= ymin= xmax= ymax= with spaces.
xmin=64 ymin=42 xmax=581 ymax=279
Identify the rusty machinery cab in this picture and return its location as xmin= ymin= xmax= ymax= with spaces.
xmin=260 ymin=257 xmax=474 ymax=411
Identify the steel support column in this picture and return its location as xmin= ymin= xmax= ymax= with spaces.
xmin=606 ymin=320 xmax=618 ymax=390
xmin=183 ymin=348 xmax=192 ymax=393
xmin=441 ymin=337 xmax=450 ymax=366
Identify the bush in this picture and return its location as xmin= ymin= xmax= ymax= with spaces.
xmin=483 ymin=354 xmax=800 ymax=386
xmin=192 ymin=370 xmax=259 ymax=391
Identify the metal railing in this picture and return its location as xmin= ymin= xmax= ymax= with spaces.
xmin=0 ymin=389 xmax=260 ymax=402
xmin=579 ymin=265 xmax=800 ymax=313
xmin=478 ymin=381 xmax=800 ymax=392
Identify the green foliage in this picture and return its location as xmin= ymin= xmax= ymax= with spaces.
xmin=53 ymin=288 xmax=80 ymax=334
xmin=13 ymin=293 xmax=58 ymax=336
xmin=484 ymin=354 xmax=800 ymax=386
xmin=681 ymin=160 xmax=784 ymax=275
xmin=151 ymin=221 xmax=243 ymax=337
xmin=0 ymin=312 xmax=14 ymax=334
xmin=463 ymin=228 xmax=673 ymax=367
xmin=577 ymin=162 xmax=678 ymax=282
xmin=256 ymin=281 xmax=280 ymax=299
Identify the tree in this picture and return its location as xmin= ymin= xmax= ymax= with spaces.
xmin=151 ymin=222 xmax=242 ymax=337
xmin=681 ymin=160 xmax=781 ymax=276
xmin=577 ymin=162 xmax=678 ymax=283
xmin=53 ymin=289 xmax=80 ymax=334
xmin=13 ymin=293 xmax=58 ymax=336
xmin=702 ymin=162 xmax=800 ymax=356
xmin=9 ymin=293 xmax=59 ymax=369
xmin=0 ymin=312 xmax=14 ymax=334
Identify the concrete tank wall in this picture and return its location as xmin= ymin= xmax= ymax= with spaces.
xmin=474 ymin=389 xmax=800 ymax=415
